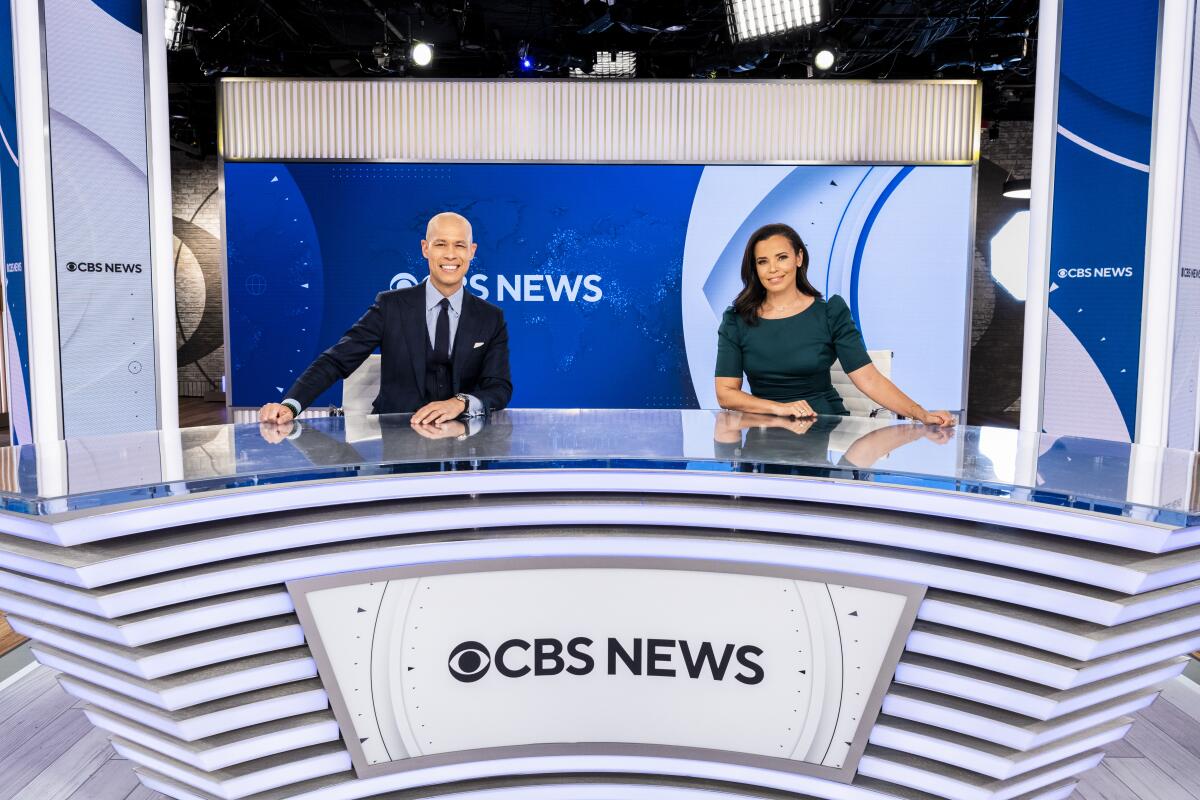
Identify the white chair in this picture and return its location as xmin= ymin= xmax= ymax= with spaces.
xmin=831 ymin=349 xmax=893 ymax=418
xmin=342 ymin=354 xmax=381 ymax=416
xmin=341 ymin=354 xmax=383 ymax=442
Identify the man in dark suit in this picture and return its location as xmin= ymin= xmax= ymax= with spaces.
xmin=259 ymin=212 xmax=512 ymax=427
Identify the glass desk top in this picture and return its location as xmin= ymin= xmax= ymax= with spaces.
xmin=0 ymin=409 xmax=1196 ymax=525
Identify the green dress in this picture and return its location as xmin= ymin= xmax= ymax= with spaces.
xmin=715 ymin=294 xmax=872 ymax=416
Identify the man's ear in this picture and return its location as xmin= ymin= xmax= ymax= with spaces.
xmin=420 ymin=239 xmax=430 ymax=258
xmin=469 ymin=242 xmax=478 ymax=260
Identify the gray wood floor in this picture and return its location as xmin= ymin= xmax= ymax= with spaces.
xmin=2 ymin=664 xmax=1200 ymax=800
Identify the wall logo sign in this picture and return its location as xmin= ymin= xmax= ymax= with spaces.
xmin=446 ymin=636 xmax=764 ymax=684
xmin=388 ymin=270 xmax=603 ymax=302
xmin=389 ymin=272 xmax=421 ymax=290
xmin=288 ymin=557 xmax=923 ymax=785
xmin=65 ymin=261 xmax=143 ymax=274
xmin=1055 ymin=266 xmax=1135 ymax=280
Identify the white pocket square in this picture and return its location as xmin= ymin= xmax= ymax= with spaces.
xmin=473 ymin=341 xmax=485 ymax=349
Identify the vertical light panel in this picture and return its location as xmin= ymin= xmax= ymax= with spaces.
xmin=0 ymin=0 xmax=30 ymax=443
xmin=42 ymin=0 xmax=159 ymax=438
xmin=1039 ymin=0 xmax=1160 ymax=442
xmin=1168 ymin=1 xmax=1200 ymax=450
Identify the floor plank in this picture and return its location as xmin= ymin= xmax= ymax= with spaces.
xmin=1135 ymin=695 xmax=1200 ymax=764
xmin=65 ymin=759 xmax=142 ymax=800
xmin=0 ymin=708 xmax=95 ymax=800
xmin=1118 ymin=713 xmax=1200 ymax=798
xmin=122 ymin=784 xmax=167 ymax=800
xmin=0 ymin=678 xmax=79 ymax=763
xmin=1073 ymin=762 xmax=1144 ymax=800
xmin=1101 ymin=758 xmax=1197 ymax=800
xmin=10 ymin=728 xmax=120 ymax=800
xmin=0 ymin=664 xmax=58 ymax=727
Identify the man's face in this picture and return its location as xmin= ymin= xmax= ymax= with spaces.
xmin=421 ymin=218 xmax=477 ymax=295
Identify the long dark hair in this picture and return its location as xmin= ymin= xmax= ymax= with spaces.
xmin=732 ymin=223 xmax=823 ymax=325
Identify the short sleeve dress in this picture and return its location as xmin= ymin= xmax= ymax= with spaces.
xmin=714 ymin=294 xmax=872 ymax=416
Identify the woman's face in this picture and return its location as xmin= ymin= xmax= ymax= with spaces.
xmin=753 ymin=234 xmax=803 ymax=293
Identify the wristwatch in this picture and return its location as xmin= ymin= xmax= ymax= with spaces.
xmin=454 ymin=393 xmax=470 ymax=415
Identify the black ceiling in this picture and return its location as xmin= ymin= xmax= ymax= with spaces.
xmin=168 ymin=0 xmax=1038 ymax=157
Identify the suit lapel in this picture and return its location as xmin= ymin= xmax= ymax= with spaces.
xmin=403 ymin=286 xmax=428 ymax=398
xmin=452 ymin=293 xmax=482 ymax=389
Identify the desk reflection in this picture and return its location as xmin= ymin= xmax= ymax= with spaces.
xmin=713 ymin=411 xmax=954 ymax=470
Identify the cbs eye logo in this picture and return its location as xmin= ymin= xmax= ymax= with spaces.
xmin=447 ymin=641 xmax=491 ymax=683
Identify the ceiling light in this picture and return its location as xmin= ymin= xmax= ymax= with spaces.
xmin=411 ymin=42 xmax=433 ymax=67
xmin=165 ymin=0 xmax=189 ymax=51
xmin=572 ymin=51 xmax=637 ymax=78
xmin=813 ymin=48 xmax=835 ymax=71
xmin=1002 ymin=177 xmax=1031 ymax=200
xmin=725 ymin=0 xmax=822 ymax=43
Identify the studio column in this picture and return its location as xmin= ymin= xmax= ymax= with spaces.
xmin=0 ymin=0 xmax=176 ymax=444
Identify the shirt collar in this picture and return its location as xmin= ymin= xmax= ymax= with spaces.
xmin=425 ymin=279 xmax=465 ymax=315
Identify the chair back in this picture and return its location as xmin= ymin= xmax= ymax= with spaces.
xmin=832 ymin=350 xmax=892 ymax=417
xmin=342 ymin=354 xmax=382 ymax=417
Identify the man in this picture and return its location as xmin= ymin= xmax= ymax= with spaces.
xmin=259 ymin=212 xmax=512 ymax=427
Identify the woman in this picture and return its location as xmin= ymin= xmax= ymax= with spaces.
xmin=714 ymin=223 xmax=956 ymax=426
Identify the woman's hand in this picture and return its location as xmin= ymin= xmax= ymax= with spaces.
xmin=921 ymin=410 xmax=956 ymax=427
xmin=774 ymin=400 xmax=817 ymax=418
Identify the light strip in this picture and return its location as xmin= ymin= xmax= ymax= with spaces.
xmin=35 ymin=470 xmax=1179 ymax=552
xmin=882 ymin=687 xmax=1156 ymax=751
xmin=3 ymin=533 xmax=1188 ymax=625
xmin=85 ymin=706 xmax=340 ymax=772
xmin=918 ymin=596 xmax=1200 ymax=661
xmin=869 ymin=716 xmax=1130 ymax=780
xmin=858 ymin=748 xmax=1102 ymax=800
xmin=894 ymin=658 xmax=1186 ymax=720
xmin=17 ymin=500 xmax=1179 ymax=593
xmin=9 ymin=615 xmax=305 ymax=679
xmin=59 ymin=675 xmax=329 ymax=742
xmin=33 ymin=643 xmax=317 ymax=711
xmin=111 ymin=737 xmax=352 ymax=800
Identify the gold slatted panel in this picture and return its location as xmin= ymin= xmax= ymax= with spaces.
xmin=220 ymin=79 xmax=980 ymax=164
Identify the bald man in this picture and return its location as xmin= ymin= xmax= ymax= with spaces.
xmin=259 ymin=212 xmax=512 ymax=426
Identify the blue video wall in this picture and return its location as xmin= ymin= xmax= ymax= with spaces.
xmin=225 ymin=163 xmax=972 ymax=410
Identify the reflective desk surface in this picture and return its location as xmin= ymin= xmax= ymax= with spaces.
xmin=0 ymin=408 xmax=1195 ymax=526
xmin=1 ymin=410 xmax=1199 ymax=800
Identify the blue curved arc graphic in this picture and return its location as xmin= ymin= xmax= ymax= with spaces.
xmin=90 ymin=0 xmax=142 ymax=33
xmin=849 ymin=167 xmax=913 ymax=325
xmin=825 ymin=168 xmax=874 ymax=298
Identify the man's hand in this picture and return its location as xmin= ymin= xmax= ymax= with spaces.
xmin=411 ymin=420 xmax=468 ymax=440
xmin=412 ymin=397 xmax=467 ymax=425
xmin=260 ymin=403 xmax=295 ymax=424
xmin=259 ymin=420 xmax=296 ymax=444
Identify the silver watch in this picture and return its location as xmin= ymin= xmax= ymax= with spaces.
xmin=454 ymin=393 xmax=470 ymax=415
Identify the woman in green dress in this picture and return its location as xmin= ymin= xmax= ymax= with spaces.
xmin=714 ymin=223 xmax=956 ymax=426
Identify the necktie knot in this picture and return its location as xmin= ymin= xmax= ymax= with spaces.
xmin=438 ymin=298 xmax=449 ymax=310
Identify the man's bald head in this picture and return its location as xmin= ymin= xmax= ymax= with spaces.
xmin=421 ymin=212 xmax=478 ymax=296
xmin=426 ymin=212 xmax=473 ymax=244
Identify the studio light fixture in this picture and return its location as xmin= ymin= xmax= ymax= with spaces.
xmin=1002 ymin=176 xmax=1031 ymax=200
xmin=411 ymin=42 xmax=433 ymax=67
xmin=165 ymin=0 xmax=189 ymax=51
xmin=813 ymin=47 xmax=836 ymax=71
xmin=572 ymin=51 xmax=637 ymax=78
xmin=725 ymin=0 xmax=822 ymax=43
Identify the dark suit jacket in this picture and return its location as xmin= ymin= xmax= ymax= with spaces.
xmin=285 ymin=284 xmax=512 ymax=414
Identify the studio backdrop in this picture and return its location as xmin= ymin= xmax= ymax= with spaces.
xmin=220 ymin=79 xmax=980 ymax=412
